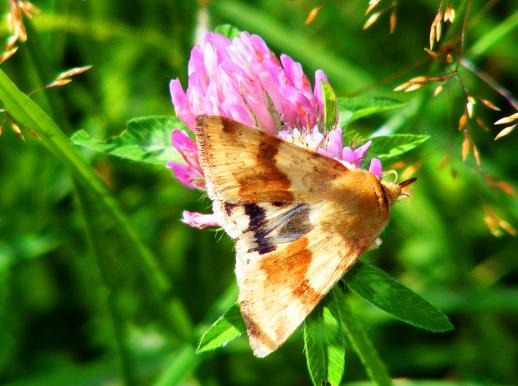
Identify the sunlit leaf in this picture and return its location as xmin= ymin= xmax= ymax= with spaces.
xmin=197 ymin=304 xmax=245 ymax=353
xmin=0 ymin=46 xmax=19 ymax=64
xmin=494 ymin=112 xmax=518 ymax=125
xmin=458 ymin=113 xmax=467 ymax=130
xmin=389 ymin=8 xmax=397 ymax=33
xmin=344 ymin=262 xmax=454 ymax=332
xmin=365 ymin=0 xmax=381 ymax=16
xmin=365 ymin=134 xmax=430 ymax=161
xmin=479 ymin=97 xmax=500 ymax=111
xmin=71 ymin=116 xmax=186 ymax=166
xmin=55 ymin=65 xmax=92 ymax=80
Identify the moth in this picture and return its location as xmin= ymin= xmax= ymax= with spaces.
xmin=195 ymin=115 xmax=415 ymax=357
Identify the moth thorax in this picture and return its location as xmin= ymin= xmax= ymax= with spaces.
xmin=381 ymin=182 xmax=401 ymax=205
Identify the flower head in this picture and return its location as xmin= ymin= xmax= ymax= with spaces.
xmin=170 ymin=32 xmax=328 ymax=134
xmin=168 ymin=31 xmax=382 ymax=226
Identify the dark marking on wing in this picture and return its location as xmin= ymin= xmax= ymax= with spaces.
xmin=224 ymin=202 xmax=238 ymax=216
xmin=221 ymin=117 xmax=238 ymax=133
xmin=244 ymin=203 xmax=266 ymax=232
xmin=244 ymin=203 xmax=276 ymax=254
xmin=254 ymin=238 xmax=276 ymax=254
xmin=242 ymin=203 xmax=314 ymax=255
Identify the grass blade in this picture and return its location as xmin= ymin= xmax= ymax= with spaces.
xmin=153 ymin=345 xmax=200 ymax=386
xmin=75 ymin=185 xmax=137 ymax=386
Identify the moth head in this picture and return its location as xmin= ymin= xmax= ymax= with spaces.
xmin=381 ymin=177 xmax=417 ymax=205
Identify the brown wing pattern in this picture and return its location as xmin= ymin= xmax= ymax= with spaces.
xmin=195 ymin=115 xmax=391 ymax=357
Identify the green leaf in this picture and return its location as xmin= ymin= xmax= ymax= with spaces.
xmin=344 ymin=262 xmax=454 ymax=332
xmin=365 ymin=134 xmax=430 ymax=161
xmin=322 ymin=81 xmax=337 ymax=132
xmin=338 ymin=97 xmax=406 ymax=126
xmin=332 ymin=287 xmax=393 ymax=386
xmin=214 ymin=24 xmax=242 ymax=39
xmin=304 ymin=300 xmax=346 ymax=386
xmin=71 ymin=116 xmax=186 ymax=166
xmin=197 ymin=304 xmax=245 ymax=353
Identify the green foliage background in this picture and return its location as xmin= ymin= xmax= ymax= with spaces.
xmin=0 ymin=0 xmax=517 ymax=385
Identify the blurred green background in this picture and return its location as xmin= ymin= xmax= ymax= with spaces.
xmin=0 ymin=0 xmax=517 ymax=385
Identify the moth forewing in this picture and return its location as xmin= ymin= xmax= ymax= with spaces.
xmin=195 ymin=115 xmax=348 ymax=203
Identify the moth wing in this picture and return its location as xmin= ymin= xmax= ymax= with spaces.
xmin=196 ymin=115 xmax=389 ymax=357
xmin=235 ymin=213 xmax=373 ymax=357
xmin=196 ymin=115 xmax=348 ymax=203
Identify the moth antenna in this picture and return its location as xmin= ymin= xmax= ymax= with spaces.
xmin=399 ymin=177 xmax=417 ymax=188
xmin=383 ymin=169 xmax=399 ymax=183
